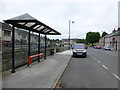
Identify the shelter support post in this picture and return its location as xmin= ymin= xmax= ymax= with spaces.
xmin=38 ymin=33 xmax=40 ymax=62
xmin=45 ymin=34 xmax=47 ymax=59
xmin=28 ymin=30 xmax=31 ymax=66
xmin=69 ymin=20 xmax=71 ymax=50
xmin=11 ymin=25 xmax=15 ymax=73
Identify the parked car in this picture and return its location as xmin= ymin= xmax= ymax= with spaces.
xmin=85 ymin=45 xmax=88 ymax=49
xmin=72 ymin=43 xmax=87 ymax=57
xmin=93 ymin=45 xmax=97 ymax=48
xmin=103 ymin=46 xmax=111 ymax=51
xmin=95 ymin=45 xmax=102 ymax=49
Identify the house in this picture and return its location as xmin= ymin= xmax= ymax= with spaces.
xmin=109 ymin=29 xmax=120 ymax=50
xmin=62 ymin=38 xmax=76 ymax=46
xmin=0 ymin=23 xmax=2 ymax=52
xmin=99 ymin=28 xmax=120 ymax=51
xmin=1 ymin=22 xmax=12 ymax=44
xmin=15 ymin=28 xmax=29 ymax=45
xmin=99 ymin=36 xmax=105 ymax=47
xmin=0 ymin=23 xmax=2 ymax=38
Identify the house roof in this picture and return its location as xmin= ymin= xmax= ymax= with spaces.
xmin=2 ymin=22 xmax=12 ymax=31
xmin=4 ymin=13 xmax=61 ymax=35
xmin=104 ymin=29 xmax=120 ymax=38
xmin=109 ymin=30 xmax=120 ymax=37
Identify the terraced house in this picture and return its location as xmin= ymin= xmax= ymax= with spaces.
xmin=99 ymin=28 xmax=120 ymax=51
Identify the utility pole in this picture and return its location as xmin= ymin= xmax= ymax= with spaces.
xmin=69 ymin=20 xmax=74 ymax=49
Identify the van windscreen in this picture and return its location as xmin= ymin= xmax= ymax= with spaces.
xmin=73 ymin=45 xmax=85 ymax=49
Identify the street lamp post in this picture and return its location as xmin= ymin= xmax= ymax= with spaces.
xmin=69 ymin=20 xmax=74 ymax=49
xmin=69 ymin=20 xmax=71 ymax=49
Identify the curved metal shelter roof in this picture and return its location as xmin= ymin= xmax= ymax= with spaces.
xmin=4 ymin=13 xmax=61 ymax=35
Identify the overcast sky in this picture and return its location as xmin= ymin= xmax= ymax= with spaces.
xmin=0 ymin=0 xmax=119 ymax=39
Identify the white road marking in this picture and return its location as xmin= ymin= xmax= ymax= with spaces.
xmin=65 ymin=64 xmax=67 ymax=67
xmin=112 ymin=73 xmax=120 ymax=80
xmin=97 ymin=61 xmax=101 ymax=63
xmin=102 ymin=65 xmax=108 ymax=70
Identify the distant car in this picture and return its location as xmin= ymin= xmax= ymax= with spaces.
xmin=103 ymin=46 xmax=111 ymax=51
xmin=95 ymin=45 xmax=102 ymax=49
xmin=93 ymin=45 xmax=97 ymax=48
xmin=72 ymin=43 xmax=87 ymax=57
xmin=85 ymin=45 xmax=88 ymax=49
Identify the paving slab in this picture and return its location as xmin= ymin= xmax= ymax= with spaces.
xmin=2 ymin=50 xmax=72 ymax=88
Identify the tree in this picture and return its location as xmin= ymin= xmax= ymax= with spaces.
xmin=55 ymin=39 xmax=60 ymax=41
xmin=76 ymin=39 xmax=85 ymax=43
xmin=101 ymin=31 xmax=108 ymax=37
xmin=86 ymin=32 xmax=100 ymax=46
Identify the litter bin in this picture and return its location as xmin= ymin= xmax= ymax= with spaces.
xmin=50 ymin=49 xmax=54 ymax=55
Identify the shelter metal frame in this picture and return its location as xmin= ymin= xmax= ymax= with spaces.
xmin=4 ymin=13 xmax=61 ymax=73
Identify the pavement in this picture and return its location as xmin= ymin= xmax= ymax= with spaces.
xmin=2 ymin=50 xmax=72 ymax=88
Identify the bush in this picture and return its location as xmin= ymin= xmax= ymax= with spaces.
xmin=56 ymin=47 xmax=61 ymax=52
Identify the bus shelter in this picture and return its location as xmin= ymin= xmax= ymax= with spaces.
xmin=4 ymin=13 xmax=61 ymax=73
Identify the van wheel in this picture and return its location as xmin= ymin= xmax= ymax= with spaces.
xmin=84 ymin=55 xmax=87 ymax=58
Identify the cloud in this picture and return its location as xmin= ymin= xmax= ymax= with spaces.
xmin=0 ymin=0 xmax=118 ymax=39
xmin=118 ymin=1 xmax=120 ymax=27
xmin=1 ymin=0 xmax=119 ymax=3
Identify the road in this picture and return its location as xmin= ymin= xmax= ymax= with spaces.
xmin=59 ymin=47 xmax=119 ymax=88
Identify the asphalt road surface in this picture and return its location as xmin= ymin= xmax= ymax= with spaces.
xmin=59 ymin=47 xmax=119 ymax=88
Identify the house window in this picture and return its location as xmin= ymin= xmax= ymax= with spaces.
xmin=4 ymin=30 xmax=11 ymax=36
xmin=22 ymin=35 xmax=26 ymax=39
xmin=112 ymin=38 xmax=115 ymax=41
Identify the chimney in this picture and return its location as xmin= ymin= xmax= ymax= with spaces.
xmin=112 ymin=28 xmax=116 ymax=33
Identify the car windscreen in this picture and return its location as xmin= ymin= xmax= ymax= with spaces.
xmin=73 ymin=45 xmax=85 ymax=49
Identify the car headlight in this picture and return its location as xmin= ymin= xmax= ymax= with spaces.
xmin=82 ymin=50 xmax=86 ymax=53
xmin=73 ymin=50 xmax=77 ymax=52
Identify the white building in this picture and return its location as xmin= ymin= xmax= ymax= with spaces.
xmin=62 ymin=38 xmax=76 ymax=46
xmin=0 ymin=23 xmax=2 ymax=38
xmin=1 ymin=22 xmax=12 ymax=45
xmin=99 ymin=29 xmax=120 ymax=51
xmin=0 ymin=22 xmax=2 ymax=52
